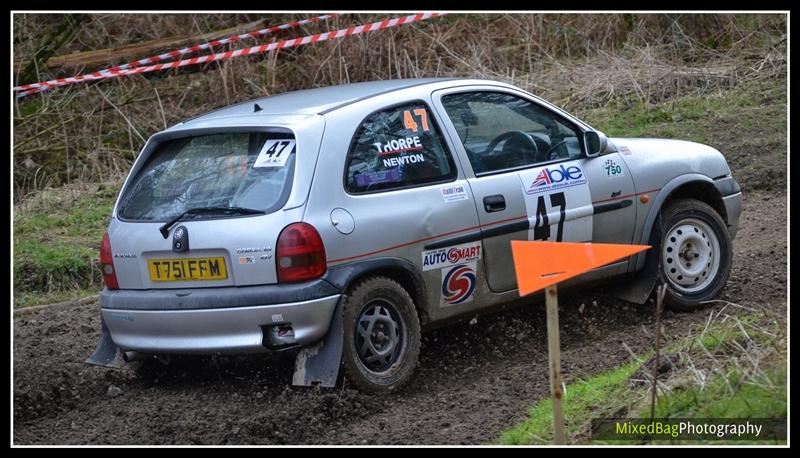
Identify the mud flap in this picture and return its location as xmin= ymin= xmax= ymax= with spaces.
xmin=85 ymin=315 xmax=124 ymax=368
xmin=292 ymin=296 xmax=344 ymax=387
xmin=608 ymin=216 xmax=662 ymax=305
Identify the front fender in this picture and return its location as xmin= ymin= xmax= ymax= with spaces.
xmin=632 ymin=173 xmax=715 ymax=271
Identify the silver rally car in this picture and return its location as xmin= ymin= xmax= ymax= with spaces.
xmin=89 ymin=78 xmax=742 ymax=392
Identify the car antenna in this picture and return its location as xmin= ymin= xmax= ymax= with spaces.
xmin=253 ymin=103 xmax=263 ymax=112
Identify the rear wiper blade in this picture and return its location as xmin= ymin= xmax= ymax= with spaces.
xmin=158 ymin=206 xmax=266 ymax=239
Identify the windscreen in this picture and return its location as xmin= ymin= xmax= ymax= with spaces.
xmin=117 ymin=132 xmax=296 ymax=221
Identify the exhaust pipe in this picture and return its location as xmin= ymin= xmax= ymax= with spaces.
xmin=123 ymin=351 xmax=172 ymax=365
xmin=122 ymin=351 xmax=151 ymax=363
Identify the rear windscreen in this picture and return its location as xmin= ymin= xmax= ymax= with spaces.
xmin=117 ymin=132 xmax=296 ymax=221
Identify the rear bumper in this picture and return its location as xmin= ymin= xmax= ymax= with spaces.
xmin=101 ymin=286 xmax=341 ymax=354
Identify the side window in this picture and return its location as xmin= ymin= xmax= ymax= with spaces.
xmin=441 ymin=92 xmax=583 ymax=175
xmin=345 ymin=102 xmax=457 ymax=193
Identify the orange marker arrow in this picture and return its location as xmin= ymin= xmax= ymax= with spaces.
xmin=511 ymin=241 xmax=651 ymax=297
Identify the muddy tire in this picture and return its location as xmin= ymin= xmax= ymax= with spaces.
xmin=658 ymin=198 xmax=732 ymax=311
xmin=342 ymin=276 xmax=421 ymax=393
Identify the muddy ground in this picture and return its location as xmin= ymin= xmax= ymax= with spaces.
xmin=13 ymin=140 xmax=787 ymax=444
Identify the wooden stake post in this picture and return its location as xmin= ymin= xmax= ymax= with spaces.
xmin=545 ymin=284 xmax=566 ymax=444
xmin=510 ymin=241 xmax=651 ymax=445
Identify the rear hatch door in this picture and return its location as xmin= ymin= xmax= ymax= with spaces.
xmin=108 ymin=126 xmax=316 ymax=289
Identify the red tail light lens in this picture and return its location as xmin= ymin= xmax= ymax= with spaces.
xmin=100 ymin=232 xmax=119 ymax=290
xmin=276 ymin=223 xmax=326 ymax=283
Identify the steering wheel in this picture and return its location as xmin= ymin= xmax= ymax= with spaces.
xmin=542 ymin=139 xmax=569 ymax=162
xmin=485 ymin=130 xmax=538 ymax=163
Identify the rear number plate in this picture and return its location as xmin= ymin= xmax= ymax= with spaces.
xmin=148 ymin=257 xmax=228 ymax=282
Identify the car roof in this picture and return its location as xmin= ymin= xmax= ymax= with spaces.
xmin=177 ymin=78 xmax=463 ymax=127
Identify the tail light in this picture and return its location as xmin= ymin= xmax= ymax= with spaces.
xmin=276 ymin=222 xmax=326 ymax=283
xmin=100 ymin=232 xmax=119 ymax=290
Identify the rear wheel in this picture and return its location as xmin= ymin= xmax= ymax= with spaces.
xmin=342 ymin=276 xmax=421 ymax=393
xmin=658 ymin=199 xmax=732 ymax=311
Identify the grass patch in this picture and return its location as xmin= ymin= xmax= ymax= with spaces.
xmin=653 ymin=365 xmax=786 ymax=418
xmin=498 ymin=310 xmax=787 ymax=445
xmin=13 ymin=180 xmax=119 ymax=307
xmin=499 ymin=360 xmax=641 ymax=445
xmin=13 ymin=288 xmax=99 ymax=309
xmin=572 ymin=74 xmax=786 ymax=196
xmin=579 ymin=76 xmax=786 ymax=142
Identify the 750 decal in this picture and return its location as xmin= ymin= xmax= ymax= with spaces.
xmin=604 ymin=159 xmax=624 ymax=176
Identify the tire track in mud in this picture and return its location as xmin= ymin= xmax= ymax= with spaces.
xmin=13 ymin=192 xmax=786 ymax=445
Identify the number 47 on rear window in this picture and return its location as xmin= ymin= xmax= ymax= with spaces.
xmin=254 ymin=139 xmax=296 ymax=168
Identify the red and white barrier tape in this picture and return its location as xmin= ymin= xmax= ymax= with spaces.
xmin=15 ymin=14 xmax=336 ymax=97
xmin=15 ymin=13 xmax=443 ymax=98
xmin=100 ymin=14 xmax=335 ymax=74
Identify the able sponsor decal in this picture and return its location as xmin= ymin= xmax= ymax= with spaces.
xmin=518 ymin=161 xmax=593 ymax=242
xmin=254 ymin=139 xmax=295 ymax=168
xmin=619 ymin=145 xmax=633 ymax=155
xmin=422 ymin=241 xmax=482 ymax=272
xmin=524 ymin=163 xmax=587 ymax=194
xmin=441 ymin=262 xmax=477 ymax=306
xmin=440 ymin=184 xmax=469 ymax=203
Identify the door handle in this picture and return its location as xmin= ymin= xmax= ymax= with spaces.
xmin=483 ymin=194 xmax=506 ymax=213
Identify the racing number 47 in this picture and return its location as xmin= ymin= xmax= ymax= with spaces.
xmin=263 ymin=140 xmax=294 ymax=159
xmin=533 ymin=192 xmax=566 ymax=241
xmin=403 ymin=108 xmax=430 ymax=133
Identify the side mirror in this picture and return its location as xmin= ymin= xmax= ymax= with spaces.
xmin=584 ymin=130 xmax=608 ymax=157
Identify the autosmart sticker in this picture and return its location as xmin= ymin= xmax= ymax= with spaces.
xmin=422 ymin=241 xmax=482 ymax=271
xmin=518 ymin=161 xmax=593 ymax=242
xmin=254 ymin=139 xmax=295 ymax=168
xmin=603 ymin=158 xmax=624 ymax=177
xmin=440 ymin=184 xmax=469 ymax=203
xmin=619 ymin=145 xmax=632 ymax=155
xmin=441 ymin=261 xmax=477 ymax=306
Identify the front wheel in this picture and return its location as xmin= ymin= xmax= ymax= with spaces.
xmin=342 ymin=276 xmax=421 ymax=393
xmin=658 ymin=199 xmax=733 ymax=311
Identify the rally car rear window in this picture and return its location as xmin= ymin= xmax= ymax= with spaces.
xmin=117 ymin=132 xmax=295 ymax=221
xmin=345 ymin=102 xmax=457 ymax=193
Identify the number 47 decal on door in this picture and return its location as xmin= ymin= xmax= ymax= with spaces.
xmin=533 ymin=192 xmax=566 ymax=241
xmin=518 ymin=161 xmax=593 ymax=243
